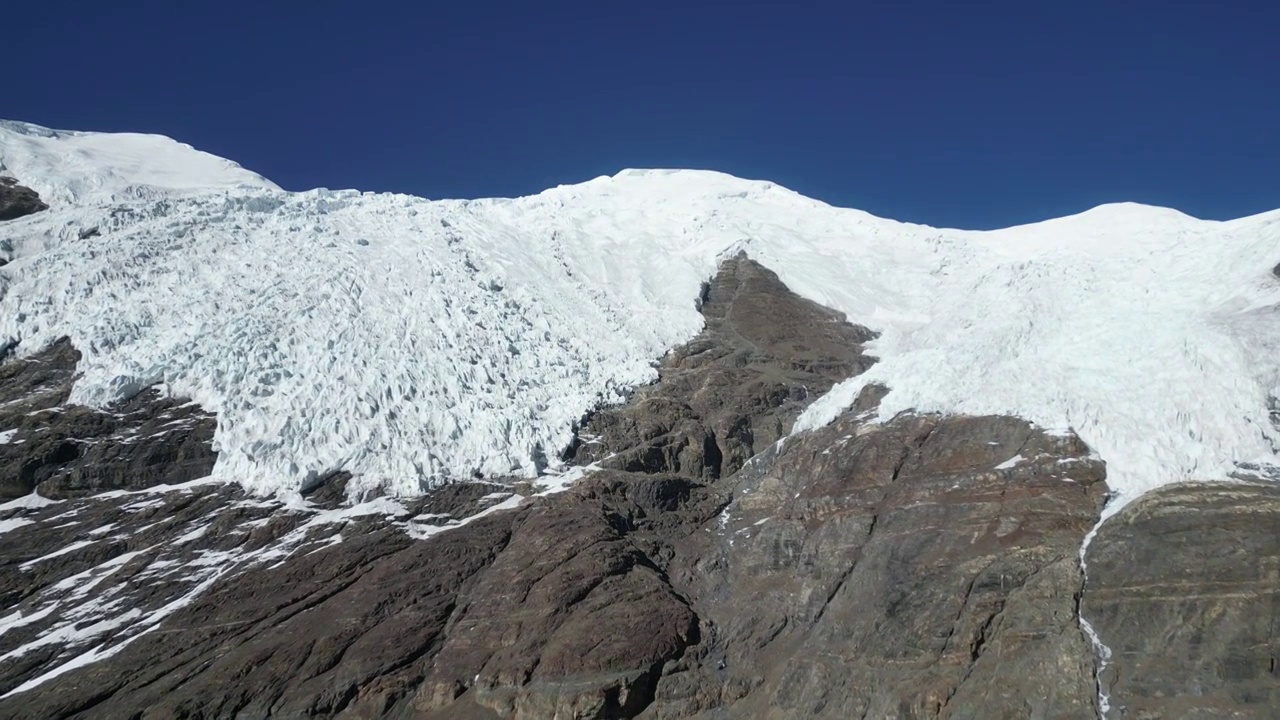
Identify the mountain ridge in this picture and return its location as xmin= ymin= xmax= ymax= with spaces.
xmin=7 ymin=119 xmax=1273 ymax=229
xmin=1 ymin=119 xmax=1278 ymax=518
xmin=0 ymin=125 xmax=1278 ymax=716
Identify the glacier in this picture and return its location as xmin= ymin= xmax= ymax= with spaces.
xmin=1 ymin=120 xmax=1279 ymax=513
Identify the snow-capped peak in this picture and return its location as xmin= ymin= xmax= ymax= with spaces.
xmin=1076 ymin=201 xmax=1198 ymax=220
xmin=0 ymin=119 xmax=279 ymax=207
xmin=551 ymin=167 xmax=790 ymax=203
xmin=1 ymin=121 xmax=1278 ymax=517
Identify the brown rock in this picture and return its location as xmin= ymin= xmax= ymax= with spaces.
xmin=1084 ymin=481 xmax=1280 ymax=718
xmin=642 ymin=398 xmax=1109 ymax=719
xmin=0 ymin=339 xmax=217 ymax=499
xmin=566 ymin=252 xmax=876 ymax=481
xmin=0 ymin=176 xmax=47 ymax=222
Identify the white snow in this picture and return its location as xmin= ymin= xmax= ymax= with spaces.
xmin=794 ymin=202 xmax=1280 ymax=516
xmin=0 ymin=120 xmax=278 ymax=207
xmin=533 ymin=464 xmax=592 ymax=496
xmin=407 ymin=493 xmax=525 ymax=540
xmin=0 ymin=606 xmax=59 ymax=642
xmin=0 ymin=608 xmax=142 ymax=660
xmin=171 ymin=524 xmax=208 ymax=544
xmin=1078 ymin=523 xmax=1114 ymax=715
xmin=19 ymin=539 xmax=97 ymax=570
xmin=0 ymin=518 xmax=33 ymax=534
xmin=0 ymin=496 xmax=398 ymax=697
xmin=994 ymin=454 xmax=1026 ymax=470
xmin=0 ymin=642 xmax=132 ymax=699
xmin=2 ymin=120 xmax=1279 ymax=516
xmin=0 ymin=492 xmax=58 ymax=512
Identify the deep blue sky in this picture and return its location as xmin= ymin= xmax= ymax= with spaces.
xmin=6 ymin=0 xmax=1277 ymax=228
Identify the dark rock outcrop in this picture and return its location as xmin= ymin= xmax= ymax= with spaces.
xmin=1084 ymin=481 xmax=1280 ymax=718
xmin=567 ymin=252 xmax=877 ymax=481
xmin=0 ymin=477 xmax=707 ymax=719
xmin=636 ymin=398 xmax=1108 ymax=719
xmin=301 ymin=470 xmax=355 ymax=508
xmin=0 ymin=339 xmax=217 ymax=499
xmin=0 ymin=177 xmax=47 ymax=221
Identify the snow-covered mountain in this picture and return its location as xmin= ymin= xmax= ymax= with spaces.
xmin=1 ymin=119 xmax=1278 ymax=514
xmin=5 ymin=119 xmax=1280 ymax=718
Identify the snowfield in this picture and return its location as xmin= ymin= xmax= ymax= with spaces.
xmin=1 ymin=120 xmax=1278 ymax=513
xmin=0 ymin=120 xmax=278 ymax=206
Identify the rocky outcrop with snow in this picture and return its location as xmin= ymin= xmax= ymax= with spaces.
xmin=0 ymin=338 xmax=217 ymax=500
xmin=0 ymin=178 xmax=46 ymax=223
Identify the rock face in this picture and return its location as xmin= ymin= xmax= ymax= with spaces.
xmin=0 ymin=338 xmax=217 ymax=499
xmin=0 ymin=177 xmax=47 ymax=222
xmin=1084 ymin=481 xmax=1280 ymax=718
xmin=0 ymin=477 xmax=521 ymax=719
xmin=644 ymin=403 xmax=1108 ymax=720
xmin=0 ymin=254 xmax=1275 ymax=719
xmin=566 ymin=252 xmax=877 ymax=481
